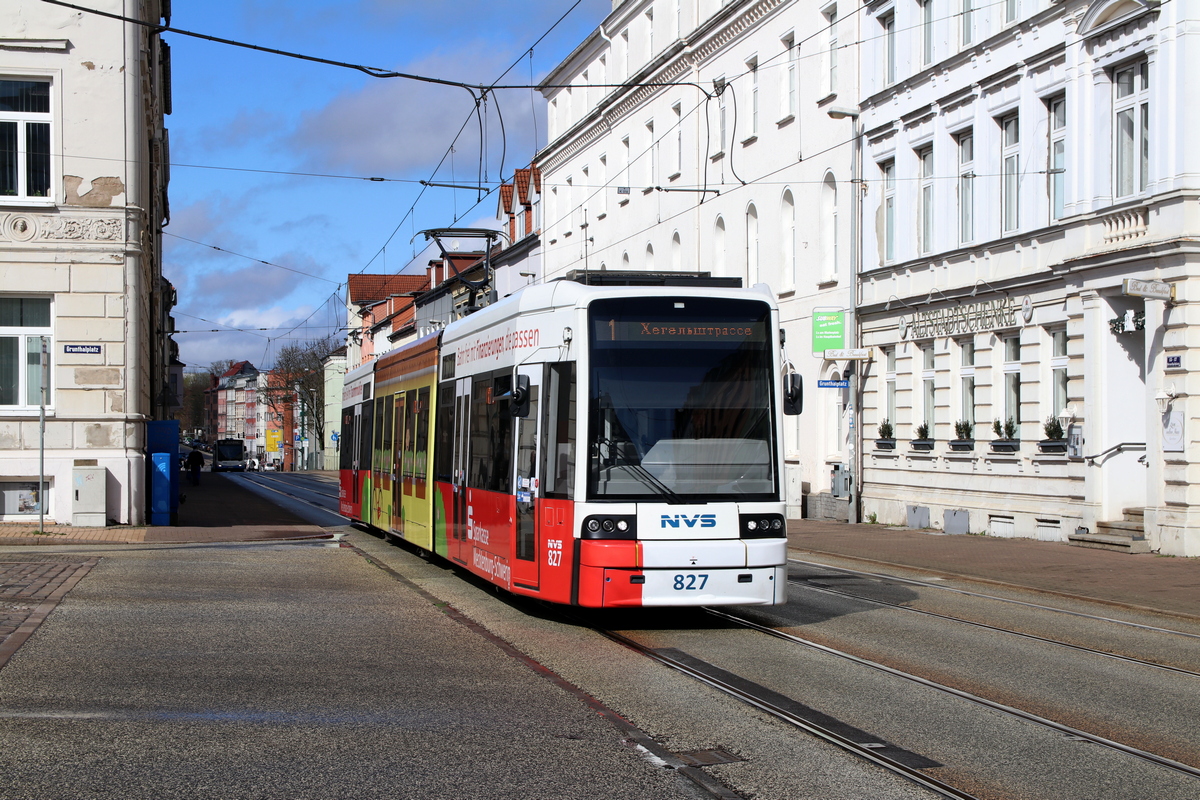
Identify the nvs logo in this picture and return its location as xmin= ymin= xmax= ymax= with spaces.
xmin=661 ymin=514 xmax=717 ymax=529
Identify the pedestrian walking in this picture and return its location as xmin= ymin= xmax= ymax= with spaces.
xmin=185 ymin=449 xmax=204 ymax=486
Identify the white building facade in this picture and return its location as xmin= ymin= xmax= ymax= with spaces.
xmin=0 ymin=1 xmax=171 ymax=525
xmin=539 ymin=0 xmax=861 ymax=518
xmin=856 ymin=0 xmax=1200 ymax=555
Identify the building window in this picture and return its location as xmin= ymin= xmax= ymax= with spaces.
xmin=1004 ymin=335 xmax=1021 ymax=433
xmin=621 ymin=30 xmax=630 ymax=79
xmin=920 ymin=0 xmax=934 ymax=66
xmin=918 ymin=146 xmax=934 ymax=254
xmin=1005 ymin=0 xmax=1018 ymax=24
xmin=671 ymin=103 xmax=682 ymax=178
xmin=1048 ymin=96 xmax=1066 ymax=220
xmin=645 ymin=120 xmax=656 ymax=186
xmin=718 ymin=79 xmax=728 ymax=153
xmin=0 ymin=79 xmax=52 ymax=201
xmin=962 ymin=0 xmax=974 ymax=47
xmin=782 ymin=189 xmax=797 ymax=289
xmin=598 ymin=154 xmax=608 ymax=215
xmin=714 ymin=215 xmax=726 ymax=275
xmin=781 ymin=34 xmax=797 ymax=119
xmin=922 ymin=343 xmax=935 ymax=433
xmin=820 ymin=175 xmax=837 ymax=282
xmin=885 ymin=347 xmax=897 ymax=428
xmin=1 ymin=479 xmax=48 ymax=515
xmin=825 ymin=5 xmax=838 ymax=95
xmin=747 ymin=58 xmax=759 ymax=138
xmin=1114 ymin=60 xmax=1149 ymax=199
xmin=0 ymin=297 xmax=52 ymax=408
xmin=646 ymin=8 xmax=654 ymax=59
xmin=1051 ymin=329 xmax=1068 ymax=417
xmin=882 ymin=13 xmax=896 ymax=85
xmin=621 ymin=135 xmax=630 ymax=196
xmin=959 ymin=338 xmax=976 ymax=429
xmin=1001 ymin=114 xmax=1020 ymax=233
xmin=957 ymin=132 xmax=974 ymax=244
xmin=881 ymin=160 xmax=895 ymax=262
xmin=745 ymin=203 xmax=759 ymax=284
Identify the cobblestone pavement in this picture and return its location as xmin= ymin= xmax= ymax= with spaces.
xmin=0 ymin=559 xmax=98 ymax=670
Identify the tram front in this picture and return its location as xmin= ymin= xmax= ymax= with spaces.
xmin=578 ymin=290 xmax=794 ymax=607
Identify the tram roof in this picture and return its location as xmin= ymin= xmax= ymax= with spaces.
xmin=439 ymin=273 xmax=777 ymax=347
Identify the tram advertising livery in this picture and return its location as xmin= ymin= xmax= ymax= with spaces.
xmin=339 ymin=273 xmax=802 ymax=608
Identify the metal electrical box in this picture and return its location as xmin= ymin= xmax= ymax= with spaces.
xmin=831 ymin=464 xmax=851 ymax=498
xmin=72 ymin=467 xmax=107 ymax=527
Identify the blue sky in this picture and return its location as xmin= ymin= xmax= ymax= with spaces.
xmin=164 ymin=0 xmax=609 ymax=371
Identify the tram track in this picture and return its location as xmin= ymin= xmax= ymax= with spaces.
xmin=699 ymin=606 xmax=1200 ymax=784
xmin=595 ymin=624 xmax=982 ymax=800
xmin=230 ymin=473 xmax=346 ymax=519
xmin=787 ymin=575 xmax=1200 ymax=679
xmin=788 ymin=558 xmax=1200 ymax=638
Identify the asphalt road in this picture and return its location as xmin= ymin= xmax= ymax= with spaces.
xmin=0 ymin=532 xmax=940 ymax=800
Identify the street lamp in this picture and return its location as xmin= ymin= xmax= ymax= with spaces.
xmin=828 ymin=105 xmax=862 ymax=524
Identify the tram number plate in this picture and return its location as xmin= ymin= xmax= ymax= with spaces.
xmin=672 ymin=573 xmax=709 ymax=591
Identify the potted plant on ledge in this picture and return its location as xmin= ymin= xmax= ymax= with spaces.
xmin=911 ymin=422 xmax=935 ymax=451
xmin=990 ymin=417 xmax=1020 ymax=453
xmin=1039 ymin=415 xmax=1068 ymax=453
xmin=950 ymin=420 xmax=975 ymax=451
xmin=875 ymin=419 xmax=896 ymax=450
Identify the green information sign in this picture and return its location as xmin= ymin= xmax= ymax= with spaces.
xmin=812 ymin=311 xmax=846 ymax=354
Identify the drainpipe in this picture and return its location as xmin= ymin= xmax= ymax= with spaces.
xmin=124 ymin=2 xmax=147 ymax=524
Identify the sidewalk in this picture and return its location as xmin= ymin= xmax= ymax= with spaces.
xmin=787 ymin=518 xmax=1200 ymax=619
xmin=0 ymin=472 xmax=328 ymax=546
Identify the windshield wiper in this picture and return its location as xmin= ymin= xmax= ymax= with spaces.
xmin=596 ymin=436 xmax=685 ymax=505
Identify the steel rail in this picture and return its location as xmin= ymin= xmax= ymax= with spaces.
xmin=788 ymin=559 xmax=1200 ymax=639
xmin=788 ymin=577 xmax=1200 ymax=679
xmin=597 ymin=627 xmax=983 ymax=800
xmin=229 ymin=474 xmax=347 ymax=519
xmin=705 ymin=607 xmax=1200 ymax=782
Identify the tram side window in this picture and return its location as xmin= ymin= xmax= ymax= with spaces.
xmin=339 ymin=407 xmax=354 ymax=471
xmin=415 ymin=386 xmax=430 ymax=488
xmin=379 ymin=395 xmax=395 ymax=473
xmin=434 ymin=381 xmax=455 ymax=480
xmin=373 ymin=397 xmax=386 ymax=472
xmin=468 ymin=370 xmax=512 ymax=493
xmin=359 ymin=398 xmax=375 ymax=473
xmin=541 ymin=362 xmax=576 ymax=500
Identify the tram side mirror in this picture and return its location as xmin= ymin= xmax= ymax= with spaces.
xmin=511 ymin=374 xmax=531 ymax=418
xmin=784 ymin=373 xmax=803 ymax=416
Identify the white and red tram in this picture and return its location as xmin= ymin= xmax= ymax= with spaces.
xmin=339 ymin=273 xmax=802 ymax=607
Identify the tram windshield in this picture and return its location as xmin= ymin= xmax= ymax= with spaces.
xmin=587 ymin=296 xmax=777 ymax=502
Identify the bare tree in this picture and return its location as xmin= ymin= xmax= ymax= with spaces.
xmin=209 ymin=359 xmax=235 ymax=378
xmin=260 ymin=336 xmax=339 ymax=447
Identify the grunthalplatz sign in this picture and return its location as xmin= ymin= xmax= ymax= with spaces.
xmin=899 ymin=297 xmax=1017 ymax=340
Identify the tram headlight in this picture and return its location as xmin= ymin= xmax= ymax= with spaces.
xmin=740 ymin=513 xmax=785 ymax=538
xmin=581 ymin=515 xmax=637 ymax=539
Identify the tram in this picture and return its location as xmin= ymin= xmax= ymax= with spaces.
xmin=339 ymin=272 xmax=802 ymax=608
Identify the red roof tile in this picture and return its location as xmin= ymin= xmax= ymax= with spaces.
xmin=347 ymin=273 xmax=430 ymax=305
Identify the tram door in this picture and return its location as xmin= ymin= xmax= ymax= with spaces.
xmin=449 ymin=376 xmax=472 ymax=565
xmin=511 ymin=365 xmax=541 ymax=589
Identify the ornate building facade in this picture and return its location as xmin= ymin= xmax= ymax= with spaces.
xmin=0 ymin=0 xmax=172 ymax=525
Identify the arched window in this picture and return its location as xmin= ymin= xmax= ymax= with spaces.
xmin=745 ymin=203 xmax=759 ymax=285
xmin=645 ymin=243 xmax=655 ymax=271
xmin=671 ymin=231 xmax=682 ymax=271
xmin=821 ymin=173 xmax=838 ymax=282
xmin=621 ymin=251 xmax=630 ymax=269
xmin=781 ymin=189 xmax=796 ymax=290
xmin=714 ymin=216 xmax=726 ymax=276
